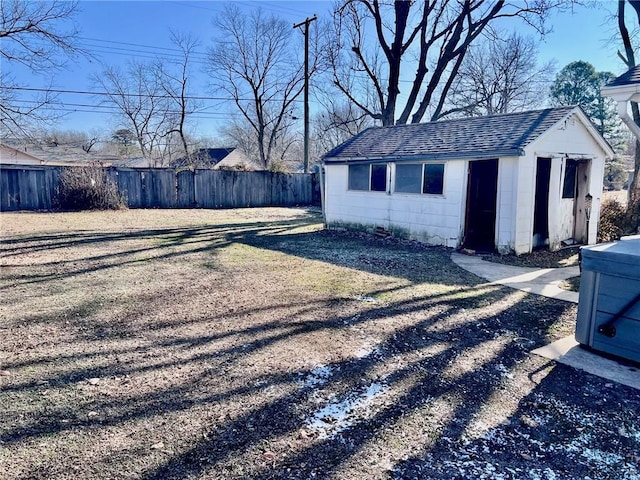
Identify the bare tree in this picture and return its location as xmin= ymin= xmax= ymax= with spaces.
xmin=93 ymin=63 xmax=173 ymax=165
xmin=0 ymin=79 xmax=59 ymax=136
xmin=207 ymin=5 xmax=319 ymax=169
xmin=313 ymin=99 xmax=373 ymax=154
xmin=443 ymin=30 xmax=554 ymax=118
xmin=0 ymin=0 xmax=83 ymax=136
xmin=327 ymin=0 xmax=565 ymax=126
xmin=154 ymin=31 xmax=202 ymax=164
xmin=617 ymin=0 xmax=640 ymax=207
xmin=221 ymin=117 xmax=300 ymax=171
xmin=38 ymin=128 xmax=102 ymax=152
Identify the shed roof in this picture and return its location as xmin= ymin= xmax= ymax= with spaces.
xmin=605 ymin=66 xmax=640 ymax=87
xmin=323 ymin=106 xmax=585 ymax=163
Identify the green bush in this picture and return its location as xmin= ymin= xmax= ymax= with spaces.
xmin=55 ymin=165 xmax=126 ymax=211
xmin=598 ymin=199 xmax=636 ymax=242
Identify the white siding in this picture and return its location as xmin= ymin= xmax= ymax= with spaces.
xmin=325 ymin=161 xmax=466 ymax=248
xmin=557 ymin=198 xmax=576 ymax=242
xmin=523 ymin=113 xmax=608 ymax=251
xmin=495 ymin=157 xmax=518 ymax=253
xmin=0 ymin=145 xmax=42 ymax=165
xmin=325 ymin=111 xmax=609 ymax=254
xmin=513 ymin=153 xmax=536 ymax=254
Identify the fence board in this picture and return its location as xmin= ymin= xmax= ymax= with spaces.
xmin=0 ymin=164 xmax=316 ymax=211
xmin=177 ymin=170 xmax=195 ymax=207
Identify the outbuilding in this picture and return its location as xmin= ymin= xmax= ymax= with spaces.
xmin=322 ymin=106 xmax=613 ymax=254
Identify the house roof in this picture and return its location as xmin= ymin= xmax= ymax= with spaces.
xmin=171 ymin=147 xmax=236 ymax=168
xmin=0 ymin=143 xmax=44 ymax=164
xmin=323 ymin=106 xmax=589 ymax=163
xmin=1 ymin=138 xmax=120 ymax=166
xmin=605 ymin=66 xmax=640 ymax=87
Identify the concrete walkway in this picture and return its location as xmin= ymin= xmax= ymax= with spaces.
xmin=451 ymin=252 xmax=580 ymax=303
xmin=532 ymin=336 xmax=640 ymax=390
xmin=451 ymin=252 xmax=640 ymax=389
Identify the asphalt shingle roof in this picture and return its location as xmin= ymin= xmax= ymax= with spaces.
xmin=171 ymin=147 xmax=236 ymax=168
xmin=605 ymin=66 xmax=640 ymax=87
xmin=323 ymin=106 xmax=578 ymax=163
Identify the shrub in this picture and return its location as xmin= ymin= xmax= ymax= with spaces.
xmin=597 ymin=198 xmax=636 ymax=242
xmin=55 ymin=164 xmax=126 ymax=211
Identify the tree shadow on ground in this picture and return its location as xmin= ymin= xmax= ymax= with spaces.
xmin=2 ymin=209 xmax=637 ymax=479
xmin=132 ymin=289 xmax=593 ymax=480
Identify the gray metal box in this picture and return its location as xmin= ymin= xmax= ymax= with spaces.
xmin=575 ymin=235 xmax=640 ymax=363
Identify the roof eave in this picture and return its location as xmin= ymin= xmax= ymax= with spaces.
xmin=323 ymin=149 xmax=524 ymax=165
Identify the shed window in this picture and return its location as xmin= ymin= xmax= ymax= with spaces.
xmin=371 ymin=164 xmax=388 ymax=191
xmin=348 ymin=164 xmax=370 ymax=191
xmin=348 ymin=164 xmax=388 ymax=192
xmin=394 ymin=163 xmax=445 ymax=195
xmin=562 ymin=159 xmax=578 ymax=199
xmin=395 ymin=164 xmax=423 ymax=193
xmin=423 ymin=163 xmax=445 ymax=194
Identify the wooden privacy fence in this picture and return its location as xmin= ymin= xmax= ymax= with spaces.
xmin=0 ymin=165 xmax=318 ymax=211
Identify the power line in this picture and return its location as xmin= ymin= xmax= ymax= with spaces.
xmin=5 ymin=105 xmax=238 ymax=121
xmin=78 ymin=36 xmax=209 ymax=58
xmin=3 ymin=85 xmax=303 ymax=103
xmin=9 ymin=99 xmax=245 ymax=119
xmin=84 ymin=46 xmax=205 ymax=63
xmin=171 ymin=1 xmax=315 ymax=18
xmin=244 ymin=1 xmax=314 ymax=18
xmin=78 ymin=39 xmax=210 ymax=64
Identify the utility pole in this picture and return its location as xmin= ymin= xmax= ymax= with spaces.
xmin=293 ymin=15 xmax=317 ymax=173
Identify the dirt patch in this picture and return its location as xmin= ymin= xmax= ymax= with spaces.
xmin=482 ymin=246 xmax=581 ymax=269
xmin=1 ymin=208 xmax=638 ymax=479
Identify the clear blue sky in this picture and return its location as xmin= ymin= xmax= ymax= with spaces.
xmin=7 ymin=0 xmax=629 ymax=138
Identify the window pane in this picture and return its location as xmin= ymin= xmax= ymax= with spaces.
xmin=371 ymin=164 xmax=387 ymax=192
xmin=562 ymin=160 xmax=577 ymax=199
xmin=395 ymin=164 xmax=422 ymax=193
xmin=423 ymin=163 xmax=444 ymax=194
xmin=348 ymin=164 xmax=370 ymax=191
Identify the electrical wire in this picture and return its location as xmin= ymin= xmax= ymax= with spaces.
xmin=2 ymin=85 xmax=304 ymax=103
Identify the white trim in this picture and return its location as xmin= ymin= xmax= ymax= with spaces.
xmin=529 ymin=108 xmax=614 ymax=159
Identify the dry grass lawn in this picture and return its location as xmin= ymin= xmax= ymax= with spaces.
xmin=1 ymin=208 xmax=638 ymax=479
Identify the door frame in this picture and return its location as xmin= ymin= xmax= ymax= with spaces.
xmin=533 ymin=157 xmax=551 ymax=249
xmin=463 ymin=158 xmax=499 ymax=251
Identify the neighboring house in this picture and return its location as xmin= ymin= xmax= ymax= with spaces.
xmin=322 ymin=106 xmax=613 ymax=255
xmin=0 ymin=143 xmax=44 ymax=165
xmin=171 ymin=147 xmax=257 ymax=170
xmin=0 ymin=139 xmax=119 ymax=166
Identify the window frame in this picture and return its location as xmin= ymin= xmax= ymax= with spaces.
xmin=347 ymin=164 xmax=371 ymax=191
xmin=394 ymin=162 xmax=445 ymax=196
xmin=347 ymin=163 xmax=388 ymax=192
xmin=562 ymin=159 xmax=578 ymax=199
xmin=394 ymin=163 xmax=423 ymax=194
xmin=422 ymin=163 xmax=445 ymax=195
